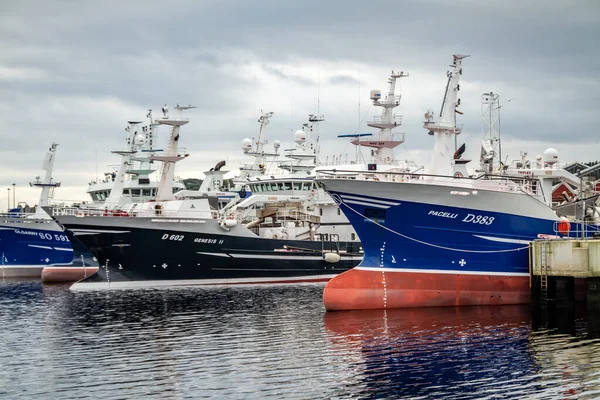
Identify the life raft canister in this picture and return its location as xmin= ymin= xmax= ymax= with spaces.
xmin=557 ymin=217 xmax=571 ymax=236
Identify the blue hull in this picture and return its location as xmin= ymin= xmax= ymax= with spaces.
xmin=319 ymin=186 xmax=597 ymax=310
xmin=0 ymin=224 xmax=96 ymax=277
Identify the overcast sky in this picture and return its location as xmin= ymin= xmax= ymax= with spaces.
xmin=1 ymin=0 xmax=598 ymax=209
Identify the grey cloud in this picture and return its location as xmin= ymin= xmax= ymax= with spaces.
xmin=0 ymin=0 xmax=598 ymax=196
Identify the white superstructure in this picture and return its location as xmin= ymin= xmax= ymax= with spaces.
xmin=86 ymin=108 xmax=185 ymax=205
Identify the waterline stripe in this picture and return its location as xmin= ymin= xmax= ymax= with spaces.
xmin=70 ymin=275 xmax=337 ymax=291
xmin=355 ymin=266 xmax=529 ymax=277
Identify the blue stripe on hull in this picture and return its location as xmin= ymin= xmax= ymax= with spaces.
xmin=330 ymin=190 xmax=579 ymax=275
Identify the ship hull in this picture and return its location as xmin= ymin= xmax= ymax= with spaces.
xmin=0 ymin=219 xmax=98 ymax=279
xmin=54 ymin=216 xmax=362 ymax=290
xmin=323 ymin=267 xmax=530 ymax=310
xmin=318 ymin=178 xmax=587 ymax=310
xmin=0 ymin=220 xmax=74 ymax=278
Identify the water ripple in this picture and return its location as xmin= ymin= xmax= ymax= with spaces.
xmin=2 ymin=279 xmax=600 ymax=398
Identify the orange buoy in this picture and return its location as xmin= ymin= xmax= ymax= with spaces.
xmin=557 ymin=217 xmax=571 ymax=236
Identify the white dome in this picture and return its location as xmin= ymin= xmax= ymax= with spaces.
xmin=543 ymin=148 xmax=559 ymax=165
xmin=241 ymin=138 xmax=253 ymax=152
xmin=294 ymin=130 xmax=306 ymax=143
xmin=370 ymin=89 xmax=382 ymax=101
xmin=273 ymin=140 xmax=280 ymax=149
xmin=134 ymin=134 xmax=146 ymax=146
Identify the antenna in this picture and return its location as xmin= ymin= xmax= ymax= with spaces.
xmin=358 ymin=64 xmax=361 ymax=132
xmin=317 ymin=66 xmax=320 ymax=116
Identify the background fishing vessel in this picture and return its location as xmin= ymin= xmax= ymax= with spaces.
xmin=49 ymin=105 xmax=362 ymax=290
xmin=0 ymin=143 xmax=97 ymax=278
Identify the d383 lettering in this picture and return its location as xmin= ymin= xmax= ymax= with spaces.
xmin=462 ymin=214 xmax=495 ymax=225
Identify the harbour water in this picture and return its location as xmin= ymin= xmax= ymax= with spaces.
xmin=2 ymin=279 xmax=600 ymax=399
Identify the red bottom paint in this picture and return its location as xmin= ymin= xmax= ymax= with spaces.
xmin=41 ymin=266 xmax=99 ymax=283
xmin=323 ymin=268 xmax=531 ymax=311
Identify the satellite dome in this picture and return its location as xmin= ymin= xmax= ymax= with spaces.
xmin=370 ymin=89 xmax=382 ymax=101
xmin=241 ymin=138 xmax=253 ymax=152
xmin=273 ymin=140 xmax=280 ymax=150
xmin=294 ymin=130 xmax=306 ymax=143
xmin=134 ymin=134 xmax=146 ymax=145
xmin=543 ymin=148 xmax=559 ymax=165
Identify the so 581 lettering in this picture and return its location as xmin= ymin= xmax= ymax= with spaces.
xmin=462 ymin=214 xmax=494 ymax=225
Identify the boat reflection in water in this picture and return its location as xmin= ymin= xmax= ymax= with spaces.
xmin=324 ymin=306 xmax=537 ymax=399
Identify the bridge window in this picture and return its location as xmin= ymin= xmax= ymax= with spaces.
xmin=293 ymin=182 xmax=302 ymax=190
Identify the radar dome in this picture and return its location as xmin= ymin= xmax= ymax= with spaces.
xmin=134 ymin=134 xmax=146 ymax=145
xmin=273 ymin=140 xmax=280 ymax=150
xmin=241 ymin=138 xmax=253 ymax=152
xmin=543 ymin=148 xmax=559 ymax=165
xmin=370 ymin=89 xmax=382 ymax=101
xmin=294 ymin=130 xmax=306 ymax=143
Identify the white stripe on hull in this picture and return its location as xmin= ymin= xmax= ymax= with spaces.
xmin=343 ymin=200 xmax=390 ymax=209
xmin=72 ymin=229 xmax=131 ymax=234
xmin=197 ymin=252 xmax=362 ymax=261
xmin=70 ymin=275 xmax=338 ymax=291
xmin=340 ymin=194 xmax=401 ymax=206
xmin=355 ymin=266 xmax=529 ymax=277
xmin=54 ymin=247 xmax=73 ymax=251
xmin=473 ymin=235 xmax=531 ymax=245
xmin=28 ymin=244 xmax=53 ymax=250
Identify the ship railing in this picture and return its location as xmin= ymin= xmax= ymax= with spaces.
xmin=366 ymin=115 xmax=403 ymax=126
xmin=549 ymin=218 xmax=600 ymax=239
xmin=0 ymin=211 xmax=37 ymax=219
xmin=316 ymin=169 xmax=541 ymax=195
xmin=374 ymin=95 xmax=401 ymax=106
xmin=50 ymin=205 xmax=219 ymax=219
xmin=273 ymin=209 xmax=319 ymax=223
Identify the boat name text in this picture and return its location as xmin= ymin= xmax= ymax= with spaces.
xmin=428 ymin=210 xmax=458 ymax=219
xmin=193 ymin=237 xmax=224 ymax=244
xmin=462 ymin=214 xmax=495 ymax=225
xmin=15 ymin=230 xmax=69 ymax=241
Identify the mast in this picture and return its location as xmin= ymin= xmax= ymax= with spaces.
xmin=151 ymin=105 xmax=195 ymax=201
xmin=353 ymin=70 xmax=408 ymax=164
xmin=103 ymin=120 xmax=143 ymax=207
xmin=480 ymin=92 xmax=501 ymax=173
xmin=309 ymin=113 xmax=324 ymax=166
xmin=424 ymin=54 xmax=469 ymax=176
xmin=239 ymin=111 xmax=278 ymax=179
xmin=30 ymin=143 xmax=61 ymax=217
